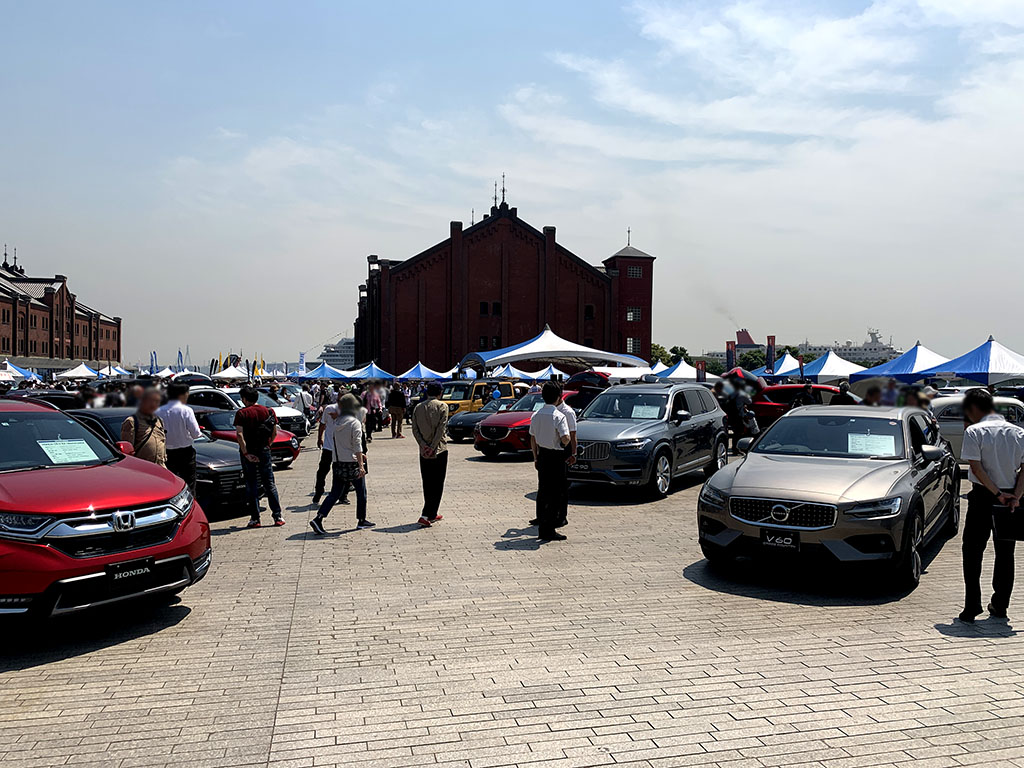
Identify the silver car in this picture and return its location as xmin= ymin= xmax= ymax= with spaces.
xmin=932 ymin=395 xmax=1024 ymax=460
xmin=698 ymin=405 xmax=959 ymax=588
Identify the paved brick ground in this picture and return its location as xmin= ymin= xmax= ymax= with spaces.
xmin=1 ymin=435 xmax=1022 ymax=768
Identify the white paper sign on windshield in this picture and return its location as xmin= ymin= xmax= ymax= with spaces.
xmin=631 ymin=405 xmax=661 ymax=419
xmin=848 ymin=433 xmax=895 ymax=455
xmin=37 ymin=439 xmax=99 ymax=465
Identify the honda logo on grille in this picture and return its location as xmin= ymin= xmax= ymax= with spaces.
xmin=770 ymin=504 xmax=790 ymax=522
xmin=112 ymin=511 xmax=136 ymax=532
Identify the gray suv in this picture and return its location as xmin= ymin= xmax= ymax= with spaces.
xmin=568 ymin=383 xmax=728 ymax=497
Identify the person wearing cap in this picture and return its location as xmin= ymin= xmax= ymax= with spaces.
xmin=831 ymin=381 xmax=857 ymax=406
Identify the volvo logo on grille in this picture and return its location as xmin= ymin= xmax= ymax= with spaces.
xmin=112 ymin=511 xmax=136 ymax=532
xmin=770 ymin=504 xmax=790 ymax=522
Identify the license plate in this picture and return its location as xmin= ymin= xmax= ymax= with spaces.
xmin=106 ymin=557 xmax=156 ymax=583
xmin=572 ymin=460 xmax=590 ymax=471
xmin=761 ymin=529 xmax=799 ymax=551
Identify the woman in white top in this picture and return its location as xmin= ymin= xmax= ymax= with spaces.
xmin=310 ymin=394 xmax=374 ymax=534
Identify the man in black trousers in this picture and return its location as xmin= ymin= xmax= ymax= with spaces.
xmin=412 ymin=382 xmax=449 ymax=527
xmin=529 ymin=382 xmax=571 ymax=542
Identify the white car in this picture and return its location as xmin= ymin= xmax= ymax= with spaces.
xmin=932 ymin=394 xmax=1024 ymax=460
xmin=186 ymin=386 xmax=309 ymax=437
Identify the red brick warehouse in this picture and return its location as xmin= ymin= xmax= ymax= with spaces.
xmin=354 ymin=199 xmax=655 ymax=373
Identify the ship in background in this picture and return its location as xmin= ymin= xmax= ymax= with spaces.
xmin=703 ymin=328 xmax=903 ymax=365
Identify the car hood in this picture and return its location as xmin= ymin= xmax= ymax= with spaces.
xmin=273 ymin=406 xmax=303 ymax=418
xmin=450 ymin=411 xmax=493 ymax=427
xmin=576 ymin=419 xmax=665 ymax=442
xmin=718 ymin=452 xmax=908 ymax=505
xmin=195 ymin=440 xmax=244 ymax=468
xmin=479 ymin=411 xmax=534 ymax=428
xmin=0 ymin=457 xmax=185 ymax=515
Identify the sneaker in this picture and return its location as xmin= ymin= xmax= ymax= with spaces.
xmin=357 ymin=520 xmax=376 ymax=529
xmin=309 ymin=517 xmax=326 ymax=535
xmin=417 ymin=517 xmax=432 ymax=527
xmin=556 ymin=518 xmax=568 ymax=528
xmin=273 ymin=517 xmax=285 ymax=527
xmin=539 ymin=532 xmax=567 ymax=542
xmin=958 ymin=608 xmax=981 ymax=623
xmin=988 ymin=602 xmax=1008 ymax=619
xmin=432 ymin=515 xmax=443 ymax=523
xmin=246 ymin=519 xmax=261 ymax=529
xmin=340 ymin=497 xmax=350 ymax=505
xmin=529 ymin=518 xmax=540 ymax=526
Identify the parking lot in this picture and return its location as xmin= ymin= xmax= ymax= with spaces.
xmin=2 ymin=436 xmax=1023 ymax=768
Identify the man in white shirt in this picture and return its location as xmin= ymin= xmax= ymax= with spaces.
xmin=313 ymin=398 xmax=345 ymax=505
xmin=959 ymin=388 xmax=1024 ymax=622
xmin=529 ymin=382 xmax=571 ymax=542
xmin=157 ymin=382 xmax=202 ymax=494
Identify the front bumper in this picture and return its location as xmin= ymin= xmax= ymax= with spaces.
xmin=196 ymin=466 xmax=247 ymax=509
xmin=0 ymin=502 xmax=212 ymax=616
xmin=697 ymin=496 xmax=908 ymax=563
xmin=474 ymin=429 xmax=531 ymax=454
xmin=567 ymin=451 xmax=652 ymax=486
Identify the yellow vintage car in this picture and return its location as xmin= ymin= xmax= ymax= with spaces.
xmin=440 ymin=379 xmax=516 ymax=415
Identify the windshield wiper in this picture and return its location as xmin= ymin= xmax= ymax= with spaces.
xmin=0 ymin=465 xmax=52 ymax=474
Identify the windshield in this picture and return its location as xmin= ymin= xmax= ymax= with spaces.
xmin=0 ymin=411 xmax=118 ymax=472
xmin=511 ymin=394 xmax=545 ymax=412
xmin=582 ymin=392 xmax=669 ymax=420
xmin=203 ymin=411 xmax=238 ymax=431
xmin=441 ymin=383 xmax=472 ymax=401
xmin=227 ymin=391 xmax=278 ymax=408
xmin=754 ymin=415 xmax=906 ymax=459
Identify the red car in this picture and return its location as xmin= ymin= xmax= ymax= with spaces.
xmin=474 ymin=391 xmax=582 ymax=458
xmin=750 ymin=384 xmax=860 ymax=430
xmin=0 ymin=400 xmax=211 ymax=617
xmin=192 ymin=406 xmax=301 ymax=467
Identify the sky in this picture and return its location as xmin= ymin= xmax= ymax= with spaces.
xmin=2 ymin=0 xmax=1023 ymax=367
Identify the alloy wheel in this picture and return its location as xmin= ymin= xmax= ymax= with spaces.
xmin=655 ymin=454 xmax=672 ymax=495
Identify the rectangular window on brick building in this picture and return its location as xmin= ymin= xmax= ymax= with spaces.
xmin=584 ymin=304 xmax=594 ymax=320
xmin=627 ymin=265 xmax=643 ymax=278
xmin=479 ymin=336 xmax=488 ymax=350
xmin=626 ymin=337 xmax=641 ymax=354
xmin=491 ymin=302 xmax=501 ymax=316
xmin=479 ymin=301 xmax=489 ymax=316
xmin=584 ymin=338 xmax=594 ymax=347
xmin=491 ymin=336 xmax=500 ymax=349
xmin=626 ymin=306 xmax=642 ymax=322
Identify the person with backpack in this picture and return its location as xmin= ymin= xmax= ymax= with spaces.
xmin=234 ymin=386 xmax=284 ymax=528
xmin=120 ymin=387 xmax=166 ymax=467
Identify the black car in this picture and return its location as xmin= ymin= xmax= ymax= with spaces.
xmin=4 ymin=388 xmax=89 ymax=410
xmin=447 ymin=399 xmax=503 ymax=442
xmin=67 ymin=407 xmax=248 ymax=514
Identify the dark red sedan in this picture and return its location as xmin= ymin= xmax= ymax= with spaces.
xmin=0 ymin=400 xmax=211 ymax=617
xmin=191 ymin=406 xmax=301 ymax=467
xmin=751 ymin=384 xmax=860 ymax=430
xmin=474 ymin=391 xmax=581 ymax=458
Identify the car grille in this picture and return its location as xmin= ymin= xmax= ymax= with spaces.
xmin=480 ymin=426 xmax=509 ymax=440
xmin=279 ymin=416 xmax=306 ymax=435
xmin=729 ymin=497 xmax=837 ymax=530
xmin=577 ymin=441 xmax=611 ymax=461
xmin=46 ymin=520 xmax=181 ymax=558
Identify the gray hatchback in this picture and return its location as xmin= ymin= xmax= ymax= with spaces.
xmin=568 ymin=383 xmax=729 ymax=497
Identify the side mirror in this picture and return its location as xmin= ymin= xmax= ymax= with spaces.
xmin=498 ymin=404 xmax=509 ymax=411
xmin=736 ymin=437 xmax=754 ymax=454
xmin=674 ymin=410 xmax=692 ymax=423
xmin=116 ymin=440 xmax=135 ymax=456
xmin=920 ymin=445 xmax=944 ymax=464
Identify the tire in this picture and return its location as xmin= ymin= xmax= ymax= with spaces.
xmin=480 ymin=445 xmax=500 ymax=459
xmin=895 ymin=510 xmax=924 ymax=590
xmin=700 ymin=540 xmax=734 ymax=566
xmin=943 ymin=477 xmax=961 ymax=538
xmin=647 ymin=450 xmax=673 ymax=498
xmin=704 ymin=439 xmax=728 ymax=479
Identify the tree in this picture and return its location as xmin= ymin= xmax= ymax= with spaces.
xmin=649 ymin=343 xmax=672 ymax=366
xmin=738 ymin=349 xmax=766 ymax=371
xmin=704 ymin=359 xmax=726 ymax=376
xmin=669 ymin=346 xmax=693 ymax=365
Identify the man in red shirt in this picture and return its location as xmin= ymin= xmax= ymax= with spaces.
xmin=234 ymin=386 xmax=284 ymax=528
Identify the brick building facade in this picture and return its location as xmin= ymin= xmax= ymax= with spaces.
xmin=354 ymin=201 xmax=654 ymax=373
xmin=0 ymin=250 xmax=122 ymax=370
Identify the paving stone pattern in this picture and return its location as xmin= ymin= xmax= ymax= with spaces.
xmin=1 ymin=435 xmax=1021 ymax=768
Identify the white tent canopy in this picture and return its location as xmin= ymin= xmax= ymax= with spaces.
xmin=56 ymin=363 xmax=99 ymax=380
xmin=657 ymin=359 xmax=719 ymax=381
xmin=801 ymin=350 xmax=867 ymax=383
xmin=462 ymin=325 xmax=648 ymax=369
xmin=591 ymin=366 xmax=654 ymax=383
xmin=0 ymin=369 xmax=14 ymax=383
xmin=152 ymin=366 xmax=175 ymax=378
xmin=97 ymin=365 xmax=124 ymax=377
xmin=211 ymin=364 xmax=249 ymax=380
xmin=650 ymin=361 xmax=669 ymax=374
xmin=525 ymin=364 xmax=569 ymax=380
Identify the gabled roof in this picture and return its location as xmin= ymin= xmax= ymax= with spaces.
xmin=609 ymin=245 xmax=655 ymax=259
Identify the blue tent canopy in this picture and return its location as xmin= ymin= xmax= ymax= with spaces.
xmin=916 ymin=336 xmax=1024 ymax=386
xmin=348 ymin=362 xmax=395 ymax=380
xmin=292 ymin=362 xmax=349 ymax=380
xmin=3 ymin=360 xmax=41 ymax=381
xmin=850 ymin=342 xmax=949 ymax=383
xmin=397 ymin=362 xmax=446 ymax=380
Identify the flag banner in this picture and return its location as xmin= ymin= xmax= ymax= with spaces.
xmin=799 ymin=355 xmax=805 ymax=378
xmin=726 ymin=341 xmax=736 ymax=370
xmin=696 ymin=360 xmax=706 ymax=383
xmin=766 ymin=336 xmax=776 ymax=375
xmin=298 ymin=352 xmax=306 ymax=373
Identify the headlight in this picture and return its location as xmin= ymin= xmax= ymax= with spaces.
xmin=448 ymin=404 xmax=459 ymax=412
xmin=699 ymin=484 xmax=727 ymax=509
xmin=615 ymin=438 xmax=650 ymax=451
xmin=0 ymin=512 xmax=52 ymax=535
xmin=168 ymin=487 xmax=194 ymax=517
xmin=290 ymin=438 xmax=299 ymax=449
xmin=846 ymin=497 xmax=902 ymax=519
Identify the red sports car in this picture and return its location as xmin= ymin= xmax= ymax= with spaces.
xmin=0 ymin=399 xmax=211 ymax=617
xmin=751 ymin=384 xmax=860 ymax=430
xmin=474 ymin=391 xmax=582 ymax=458
xmin=191 ymin=406 xmax=301 ymax=467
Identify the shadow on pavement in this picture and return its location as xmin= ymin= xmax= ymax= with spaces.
xmin=465 ymin=453 xmax=532 ymax=463
xmin=0 ymin=600 xmax=191 ymax=672
xmin=494 ymin=527 xmax=542 ymax=551
xmin=934 ymin=618 xmax=1018 ymax=638
xmin=374 ymin=523 xmax=424 ymax=534
xmin=286 ymin=527 xmax=358 ymax=539
xmin=563 ymin=474 xmax=704 ymax=507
